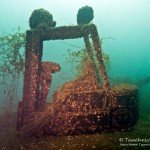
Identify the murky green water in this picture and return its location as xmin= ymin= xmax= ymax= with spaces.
xmin=0 ymin=0 xmax=150 ymax=149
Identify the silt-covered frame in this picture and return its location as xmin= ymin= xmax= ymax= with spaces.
xmin=22 ymin=24 xmax=110 ymax=115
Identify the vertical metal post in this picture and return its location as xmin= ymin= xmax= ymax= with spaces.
xmin=91 ymin=25 xmax=110 ymax=91
xmin=22 ymin=31 xmax=41 ymax=115
xmin=83 ymin=35 xmax=101 ymax=85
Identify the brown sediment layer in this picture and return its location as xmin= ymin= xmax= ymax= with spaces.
xmin=20 ymin=82 xmax=138 ymax=138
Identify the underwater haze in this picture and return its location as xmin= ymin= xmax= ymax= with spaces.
xmin=0 ymin=0 xmax=150 ymax=101
xmin=0 ymin=0 xmax=150 ymax=149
